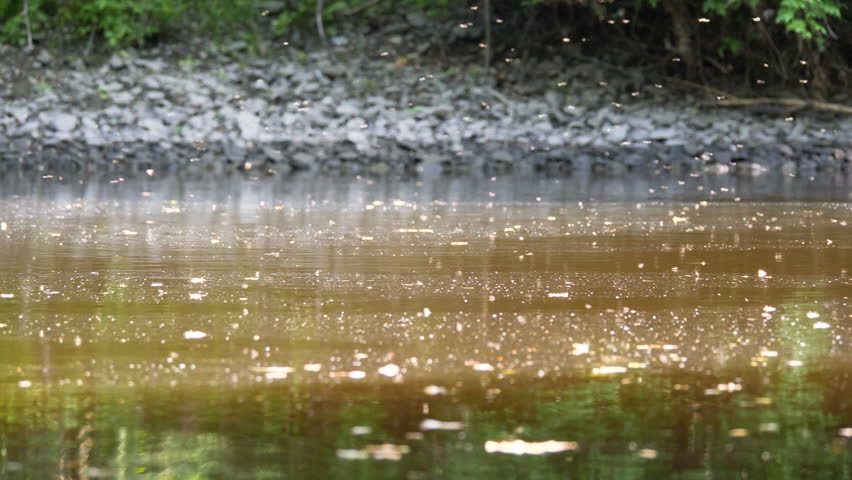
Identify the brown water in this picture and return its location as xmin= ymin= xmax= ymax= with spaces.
xmin=0 ymin=174 xmax=850 ymax=479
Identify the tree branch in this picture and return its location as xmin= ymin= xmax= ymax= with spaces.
xmin=709 ymin=97 xmax=852 ymax=115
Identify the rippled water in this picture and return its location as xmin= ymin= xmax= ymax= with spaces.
xmin=0 ymin=173 xmax=850 ymax=479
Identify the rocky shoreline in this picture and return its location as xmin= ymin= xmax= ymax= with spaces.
xmin=1 ymin=22 xmax=850 ymax=177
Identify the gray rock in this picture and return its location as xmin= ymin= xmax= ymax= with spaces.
xmin=51 ymin=113 xmax=78 ymax=132
xmin=263 ymin=146 xmax=284 ymax=162
xmin=649 ymin=128 xmax=678 ymax=140
xmin=236 ymin=111 xmax=262 ymax=140
xmin=406 ymin=12 xmax=429 ymax=27
xmin=291 ymin=152 xmax=315 ymax=168
xmin=138 ymin=117 xmax=168 ymax=138
xmin=336 ymin=101 xmax=360 ymax=116
xmin=187 ymin=93 xmax=211 ymax=108
xmin=36 ymin=49 xmax=53 ymax=64
xmin=491 ymin=151 xmax=515 ymax=163
xmin=606 ymin=124 xmax=628 ymax=144
xmin=109 ymin=54 xmax=126 ymax=70
xmin=7 ymin=107 xmax=29 ymax=123
xmin=346 ymin=130 xmax=369 ymax=148
xmin=112 ymin=92 xmax=134 ymax=105
xmin=145 ymin=91 xmax=166 ymax=103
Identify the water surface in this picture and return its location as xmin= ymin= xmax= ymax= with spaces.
xmin=1 ymin=173 xmax=850 ymax=479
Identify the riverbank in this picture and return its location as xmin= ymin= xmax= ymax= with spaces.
xmin=1 ymin=19 xmax=850 ymax=177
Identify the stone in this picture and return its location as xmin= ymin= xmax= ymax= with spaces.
xmin=346 ymin=130 xmax=369 ymax=148
xmin=605 ymin=124 xmax=628 ymax=144
xmin=263 ymin=146 xmax=284 ymax=162
xmin=291 ymin=152 xmax=315 ymax=169
xmin=235 ymin=111 xmax=262 ymax=140
xmin=112 ymin=92 xmax=134 ymax=105
xmin=108 ymin=54 xmax=126 ymax=70
xmin=406 ymin=12 xmax=429 ymax=27
xmin=51 ymin=113 xmax=78 ymax=132
xmin=138 ymin=117 xmax=168 ymax=138
xmin=648 ymin=128 xmax=678 ymax=140
xmin=336 ymin=101 xmax=360 ymax=116
xmin=491 ymin=151 xmax=515 ymax=163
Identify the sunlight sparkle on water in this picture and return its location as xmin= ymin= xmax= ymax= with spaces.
xmin=378 ymin=363 xmax=400 ymax=377
xmin=485 ymin=440 xmax=579 ymax=455
xmin=420 ymin=419 xmax=465 ymax=431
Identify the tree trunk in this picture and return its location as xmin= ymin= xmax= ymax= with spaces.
xmin=662 ymin=0 xmax=695 ymax=77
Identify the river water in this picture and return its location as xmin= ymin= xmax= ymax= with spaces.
xmin=0 ymin=172 xmax=850 ymax=479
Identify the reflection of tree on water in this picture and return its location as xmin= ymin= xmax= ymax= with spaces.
xmin=0 ymin=370 xmax=848 ymax=479
xmin=59 ymin=422 xmax=93 ymax=480
xmin=1 ymin=290 xmax=849 ymax=479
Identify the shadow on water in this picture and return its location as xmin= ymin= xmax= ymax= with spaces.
xmin=0 ymin=170 xmax=850 ymax=479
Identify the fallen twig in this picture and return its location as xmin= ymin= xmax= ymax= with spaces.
xmin=709 ymin=97 xmax=852 ymax=115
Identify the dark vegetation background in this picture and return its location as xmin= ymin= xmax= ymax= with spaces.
xmin=0 ymin=0 xmax=849 ymax=97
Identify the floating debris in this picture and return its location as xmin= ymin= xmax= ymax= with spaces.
xmin=759 ymin=423 xmax=779 ymax=433
xmin=0 ymin=293 xmax=14 ymax=299
xmin=423 ymin=385 xmax=447 ymax=396
xmin=813 ymin=321 xmax=830 ymax=329
xmin=638 ymin=449 xmax=658 ymax=459
xmin=729 ymin=428 xmax=749 ymax=438
xmin=420 ymin=419 xmax=465 ymax=431
xmin=378 ymin=364 xmax=400 ymax=377
xmin=366 ymin=444 xmax=410 ymax=460
xmin=806 ymin=311 xmax=820 ymax=319
xmin=757 ymin=269 xmax=767 ymax=278
xmin=571 ymin=343 xmax=590 ymax=355
xmin=336 ymin=449 xmax=369 ymax=460
xmin=304 ymin=363 xmax=322 ymax=372
xmin=183 ymin=330 xmax=207 ymax=340
xmin=351 ymin=426 xmax=372 ymax=435
xmin=484 ymin=439 xmax=578 ymax=455
xmin=593 ymin=366 xmax=628 ymax=375
xmin=18 ymin=380 xmax=32 ymax=388
xmin=251 ymin=366 xmax=294 ymax=380
xmin=473 ymin=363 xmax=494 ymax=372
xmin=337 ymin=444 xmax=410 ymax=461
xmin=190 ymin=277 xmax=205 ymax=284
xmin=548 ymin=292 xmax=570 ymax=298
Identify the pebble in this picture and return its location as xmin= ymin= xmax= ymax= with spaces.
xmin=0 ymin=32 xmax=846 ymax=176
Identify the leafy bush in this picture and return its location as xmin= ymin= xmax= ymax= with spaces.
xmin=0 ymin=0 xmax=847 ymax=79
xmin=703 ymin=0 xmax=844 ymax=46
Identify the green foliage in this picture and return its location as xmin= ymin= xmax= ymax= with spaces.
xmin=776 ymin=0 xmax=843 ymax=44
xmin=67 ymin=0 xmax=182 ymax=47
xmin=0 ymin=0 xmax=847 ymax=52
xmin=0 ymin=0 xmax=47 ymax=45
xmin=701 ymin=0 xmax=843 ymax=46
